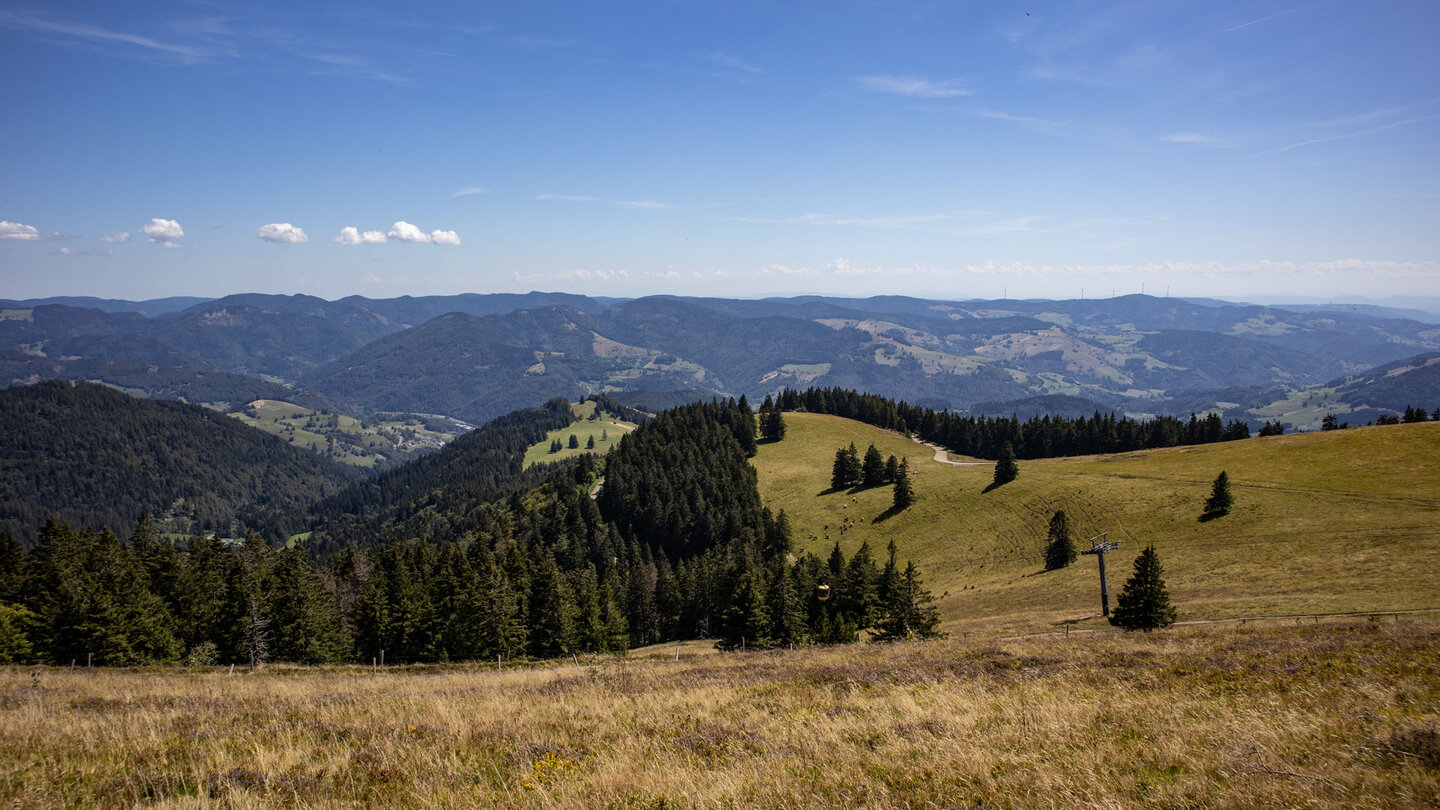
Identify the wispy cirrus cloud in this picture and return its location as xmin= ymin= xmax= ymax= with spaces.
xmin=1260 ymin=110 xmax=1440 ymax=155
xmin=536 ymin=193 xmax=599 ymax=203
xmin=858 ymin=74 xmax=973 ymax=98
xmin=97 ymin=231 xmax=130 ymax=243
xmin=706 ymin=51 xmax=763 ymax=74
xmin=451 ymin=186 xmax=490 ymax=197
xmin=616 ymin=199 xmax=674 ymax=210
xmin=0 ymin=9 xmax=209 ymax=61
xmin=1161 ymin=132 xmax=1220 ymax=144
xmin=1225 ymin=6 xmax=1308 ymax=33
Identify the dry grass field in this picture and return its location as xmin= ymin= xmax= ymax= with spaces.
xmin=753 ymin=415 xmax=1440 ymax=637
xmin=2 ymin=619 xmax=1436 ymax=808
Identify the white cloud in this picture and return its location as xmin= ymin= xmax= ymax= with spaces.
xmin=140 ymin=218 xmax=183 ymax=247
xmin=388 ymin=220 xmax=431 ymax=243
xmin=0 ymin=220 xmax=48 ymax=240
xmin=98 ymin=231 xmax=130 ymax=243
xmin=55 ymin=246 xmax=112 ymax=257
xmin=430 ymin=229 xmax=461 ymax=246
xmin=333 ymin=226 xmax=388 ymax=245
xmin=617 ymin=199 xmax=674 ymax=209
xmin=256 ymin=222 xmax=309 ymax=244
xmin=451 ymin=186 xmax=489 ymax=197
xmin=858 ymin=75 xmax=973 ymax=98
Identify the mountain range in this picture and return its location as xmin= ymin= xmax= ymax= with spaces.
xmin=3 ymin=291 xmax=1438 ymax=428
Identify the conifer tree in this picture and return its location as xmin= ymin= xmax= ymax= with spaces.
xmin=586 ymin=434 xmax=596 ymax=449
xmin=1202 ymin=471 xmax=1233 ymax=520
xmin=877 ymin=541 xmax=901 ymax=611
xmin=528 ymin=550 xmax=575 ymax=657
xmin=835 ymin=443 xmax=852 ymax=490
xmin=892 ymin=458 xmax=915 ymax=509
xmin=473 ymin=546 xmax=525 ymax=658
xmin=1044 ymin=510 xmax=1077 ymax=570
xmin=599 ymin=574 xmax=630 ymax=652
xmin=861 ymin=444 xmax=886 ymax=488
xmin=720 ymin=567 xmax=773 ymax=650
xmin=1109 ymin=545 xmax=1177 ymax=631
xmin=568 ymin=434 xmax=580 ymax=449
xmin=767 ymin=562 xmax=807 ymax=647
xmin=840 ymin=540 xmax=881 ymax=630
xmin=0 ymin=531 xmax=24 ymax=605
xmin=874 ymin=560 xmax=943 ymax=641
xmin=884 ymin=455 xmax=899 ymax=484
xmin=993 ymin=441 xmax=1019 ymax=487
xmin=268 ymin=545 xmax=350 ymax=664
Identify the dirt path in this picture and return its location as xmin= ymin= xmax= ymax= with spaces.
xmin=589 ymin=477 xmax=604 ymax=500
xmin=922 ymin=442 xmax=987 ymax=466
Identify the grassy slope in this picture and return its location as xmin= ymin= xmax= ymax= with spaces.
xmin=754 ymin=413 xmax=1440 ymax=637
xmin=521 ymin=400 xmax=638 ymax=469
xmin=3 ymin=621 xmax=1435 ymax=808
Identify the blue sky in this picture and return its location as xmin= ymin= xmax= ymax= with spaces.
xmin=1 ymin=1 xmax=1437 ymax=302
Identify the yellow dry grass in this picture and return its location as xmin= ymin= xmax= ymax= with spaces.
xmin=753 ymin=414 xmax=1440 ymax=637
xmin=1 ymin=619 xmax=1436 ymax=808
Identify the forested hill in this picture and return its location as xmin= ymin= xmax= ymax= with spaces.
xmin=305 ymin=397 xmax=579 ymax=555
xmin=1 ymin=395 xmax=942 ymax=665
xmin=305 ymin=394 xmax=651 ymax=555
xmin=0 ymin=381 xmax=359 ymax=545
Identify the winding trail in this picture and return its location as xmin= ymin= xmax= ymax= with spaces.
xmin=922 ymin=442 xmax=987 ymax=466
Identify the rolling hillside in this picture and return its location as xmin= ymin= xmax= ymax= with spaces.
xmin=753 ymin=412 xmax=1440 ymax=636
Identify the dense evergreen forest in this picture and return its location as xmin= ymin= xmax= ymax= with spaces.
xmin=0 ymin=381 xmax=358 ymax=546
xmin=776 ymin=387 xmax=1252 ymax=460
xmin=304 ymin=395 xmax=649 ymax=556
xmin=0 ymin=397 xmax=940 ymax=665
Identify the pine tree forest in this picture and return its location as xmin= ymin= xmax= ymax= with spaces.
xmin=0 ymin=399 xmax=942 ymax=666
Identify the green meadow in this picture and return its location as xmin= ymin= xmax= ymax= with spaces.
xmin=753 ymin=413 xmax=1440 ymax=637
xmin=522 ymin=400 xmax=639 ymax=469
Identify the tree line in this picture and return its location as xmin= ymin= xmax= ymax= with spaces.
xmin=775 ymin=387 xmax=1253 ymax=460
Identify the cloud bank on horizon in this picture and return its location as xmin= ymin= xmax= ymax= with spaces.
xmin=0 ymin=1 xmax=1436 ymax=301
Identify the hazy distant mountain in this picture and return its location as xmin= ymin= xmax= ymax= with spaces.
xmin=1330 ymin=352 xmax=1440 ymax=415
xmin=5 ymin=292 xmax=1438 ymax=426
xmin=0 ymin=296 xmax=212 ymax=317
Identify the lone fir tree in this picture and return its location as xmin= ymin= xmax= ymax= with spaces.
xmin=992 ymin=441 xmax=1019 ymax=487
xmin=1201 ymin=471 xmax=1233 ymax=520
xmin=892 ymin=458 xmax=915 ymax=509
xmin=1043 ymin=510 xmax=1077 ymax=570
xmin=1109 ymin=545 xmax=1177 ymax=631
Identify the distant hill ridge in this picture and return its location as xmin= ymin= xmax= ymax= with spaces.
xmin=4 ymin=292 xmax=1437 ymax=428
